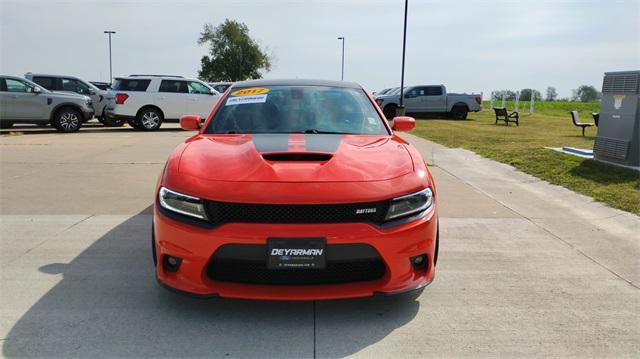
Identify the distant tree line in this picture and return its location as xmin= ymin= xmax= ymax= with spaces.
xmin=492 ymin=85 xmax=601 ymax=103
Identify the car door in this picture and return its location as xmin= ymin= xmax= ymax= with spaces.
xmin=156 ymin=80 xmax=188 ymax=119
xmin=187 ymin=81 xmax=219 ymax=118
xmin=0 ymin=78 xmax=8 ymax=120
xmin=403 ymin=87 xmax=426 ymax=112
xmin=424 ymin=86 xmax=446 ymax=112
xmin=3 ymin=78 xmax=48 ymax=119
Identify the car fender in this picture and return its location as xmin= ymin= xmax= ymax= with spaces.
xmin=49 ymin=102 xmax=85 ymax=120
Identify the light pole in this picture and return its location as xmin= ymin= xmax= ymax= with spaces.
xmin=397 ymin=0 xmax=409 ymax=116
xmin=337 ymin=36 xmax=345 ymax=80
xmin=104 ymin=31 xmax=116 ymax=84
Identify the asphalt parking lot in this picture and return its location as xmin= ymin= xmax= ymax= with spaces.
xmin=1 ymin=123 xmax=638 ymax=358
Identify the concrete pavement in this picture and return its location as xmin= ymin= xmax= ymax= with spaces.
xmin=1 ymin=124 xmax=638 ymax=358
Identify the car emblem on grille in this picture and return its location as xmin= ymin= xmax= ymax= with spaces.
xmin=355 ymin=208 xmax=377 ymax=214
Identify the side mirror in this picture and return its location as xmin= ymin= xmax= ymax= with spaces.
xmin=32 ymin=87 xmax=42 ymax=94
xmin=392 ymin=116 xmax=415 ymax=132
xmin=180 ymin=115 xmax=202 ymax=131
xmin=88 ymin=89 xmax=96 ymax=95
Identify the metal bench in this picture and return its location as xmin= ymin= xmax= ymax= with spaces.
xmin=493 ymin=107 xmax=519 ymax=126
xmin=570 ymin=110 xmax=594 ymax=136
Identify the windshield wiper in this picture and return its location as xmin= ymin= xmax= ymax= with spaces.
xmin=302 ymin=129 xmax=343 ymax=134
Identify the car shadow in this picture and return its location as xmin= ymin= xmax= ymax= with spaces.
xmin=2 ymin=207 xmax=419 ymax=357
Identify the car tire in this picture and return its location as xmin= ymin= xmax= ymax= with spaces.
xmin=51 ymin=107 xmax=82 ymax=132
xmin=137 ymin=107 xmax=163 ymax=131
xmin=434 ymin=220 xmax=439 ymax=267
xmin=449 ymin=106 xmax=468 ymax=120
xmin=383 ymin=104 xmax=397 ymax=119
xmin=127 ymin=118 xmax=142 ymax=130
xmin=0 ymin=121 xmax=14 ymax=129
xmin=101 ymin=113 xmax=125 ymax=127
xmin=152 ymin=220 xmax=157 ymax=267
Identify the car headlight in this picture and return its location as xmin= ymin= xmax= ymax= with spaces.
xmin=158 ymin=187 xmax=208 ymax=220
xmin=375 ymin=98 xmax=384 ymax=106
xmin=385 ymin=187 xmax=434 ymax=221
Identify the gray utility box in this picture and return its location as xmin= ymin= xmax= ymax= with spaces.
xmin=594 ymin=70 xmax=640 ymax=167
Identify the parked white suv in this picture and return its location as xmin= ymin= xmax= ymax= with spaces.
xmin=104 ymin=75 xmax=221 ymax=130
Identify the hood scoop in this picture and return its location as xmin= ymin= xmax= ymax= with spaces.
xmin=262 ymin=153 xmax=333 ymax=162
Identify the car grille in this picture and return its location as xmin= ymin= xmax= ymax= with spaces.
xmin=204 ymin=200 xmax=390 ymax=225
xmin=206 ymin=244 xmax=386 ymax=285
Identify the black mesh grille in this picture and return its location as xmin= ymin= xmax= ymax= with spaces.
xmin=207 ymin=244 xmax=386 ymax=285
xmin=204 ymin=200 xmax=389 ymax=225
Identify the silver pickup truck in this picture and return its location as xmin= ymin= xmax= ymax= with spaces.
xmin=375 ymin=85 xmax=482 ymax=119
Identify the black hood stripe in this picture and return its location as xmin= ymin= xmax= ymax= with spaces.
xmin=304 ymin=134 xmax=341 ymax=153
xmin=252 ymin=134 xmax=290 ymax=152
xmin=252 ymin=134 xmax=342 ymax=153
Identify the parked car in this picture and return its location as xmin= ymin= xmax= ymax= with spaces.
xmin=375 ymin=85 xmax=482 ymax=119
xmin=208 ymin=82 xmax=232 ymax=93
xmin=373 ymin=87 xmax=393 ymax=96
xmin=0 ymin=75 xmax=94 ymax=131
xmin=90 ymin=81 xmax=112 ymax=91
xmin=153 ymin=79 xmax=439 ymax=300
xmin=24 ymin=73 xmax=118 ymax=126
xmin=104 ymin=75 xmax=221 ymax=131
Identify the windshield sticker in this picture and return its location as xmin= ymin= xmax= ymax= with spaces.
xmin=230 ymin=87 xmax=269 ymax=97
xmin=226 ymin=94 xmax=268 ymax=106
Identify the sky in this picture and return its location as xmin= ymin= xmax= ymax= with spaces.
xmin=1 ymin=0 xmax=639 ymax=98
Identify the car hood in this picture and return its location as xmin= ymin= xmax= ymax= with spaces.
xmin=375 ymin=94 xmax=399 ymax=100
xmin=178 ymin=134 xmax=414 ymax=182
xmin=50 ymin=91 xmax=90 ymax=101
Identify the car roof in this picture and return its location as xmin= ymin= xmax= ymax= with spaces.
xmin=115 ymin=76 xmax=201 ymax=82
xmin=232 ymin=79 xmax=362 ymax=89
xmin=25 ymin=73 xmax=81 ymax=78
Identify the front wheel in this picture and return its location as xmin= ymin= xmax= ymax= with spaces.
xmin=152 ymin=220 xmax=157 ymax=267
xmin=137 ymin=108 xmax=163 ymax=131
xmin=52 ymin=108 xmax=82 ymax=132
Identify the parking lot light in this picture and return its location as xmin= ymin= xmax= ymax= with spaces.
xmin=397 ymin=0 xmax=409 ymax=117
xmin=104 ymin=31 xmax=116 ymax=85
xmin=337 ymin=37 xmax=345 ymax=80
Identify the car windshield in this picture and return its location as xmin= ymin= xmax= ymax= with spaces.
xmin=205 ymin=85 xmax=388 ymax=135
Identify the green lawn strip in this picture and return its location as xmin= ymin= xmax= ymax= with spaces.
xmin=411 ymin=105 xmax=640 ymax=215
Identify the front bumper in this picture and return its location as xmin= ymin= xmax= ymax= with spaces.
xmin=153 ymin=205 xmax=437 ymax=300
xmin=81 ymin=107 xmax=95 ymax=121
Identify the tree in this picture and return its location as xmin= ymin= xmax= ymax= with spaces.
xmin=519 ymin=88 xmax=542 ymax=101
xmin=545 ymin=86 xmax=558 ymax=101
xmin=571 ymin=85 xmax=601 ymax=102
xmin=493 ymin=90 xmax=516 ymax=100
xmin=197 ymin=20 xmax=272 ymax=82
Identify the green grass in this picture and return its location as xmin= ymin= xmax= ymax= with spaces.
xmin=411 ymin=101 xmax=640 ymax=215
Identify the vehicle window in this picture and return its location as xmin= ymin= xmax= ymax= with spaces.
xmin=406 ymin=87 xmax=426 ymax=97
xmin=425 ymin=86 xmax=443 ymax=96
xmin=188 ymin=81 xmax=211 ymax=95
xmin=159 ymin=80 xmax=188 ymax=93
xmin=206 ymin=86 xmax=388 ymax=135
xmin=214 ymin=84 xmax=230 ymax=93
xmin=62 ymin=78 xmax=91 ymax=95
xmin=5 ymin=79 xmax=33 ymax=93
xmin=32 ymin=76 xmax=56 ymax=90
xmin=113 ymin=79 xmax=151 ymax=92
